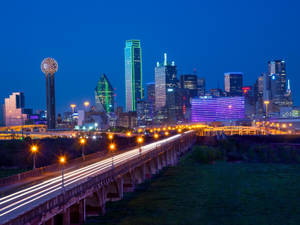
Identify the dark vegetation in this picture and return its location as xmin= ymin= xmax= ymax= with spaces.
xmin=85 ymin=147 xmax=300 ymax=225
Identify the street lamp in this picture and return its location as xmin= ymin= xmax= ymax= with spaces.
xmin=31 ymin=145 xmax=38 ymax=170
xmin=59 ymin=156 xmax=66 ymax=192
xmin=109 ymin=143 xmax=116 ymax=168
xmin=264 ymin=100 xmax=270 ymax=118
xmin=137 ymin=136 xmax=144 ymax=156
xmin=126 ymin=131 xmax=132 ymax=137
xmin=178 ymin=128 xmax=182 ymax=133
xmin=80 ymin=138 xmax=86 ymax=160
xmin=108 ymin=133 xmax=114 ymax=143
xmin=154 ymin=133 xmax=159 ymax=139
xmin=165 ymin=131 xmax=169 ymax=136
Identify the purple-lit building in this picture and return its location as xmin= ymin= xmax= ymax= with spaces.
xmin=191 ymin=96 xmax=245 ymax=122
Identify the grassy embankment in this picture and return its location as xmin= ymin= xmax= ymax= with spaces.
xmin=85 ymin=146 xmax=300 ymax=225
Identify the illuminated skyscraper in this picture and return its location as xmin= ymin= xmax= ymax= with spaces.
xmin=268 ymin=60 xmax=292 ymax=106
xmin=125 ymin=40 xmax=143 ymax=112
xmin=95 ymin=74 xmax=114 ymax=113
xmin=155 ymin=53 xmax=177 ymax=110
xmin=154 ymin=53 xmax=183 ymax=123
xmin=224 ymin=72 xmax=243 ymax=96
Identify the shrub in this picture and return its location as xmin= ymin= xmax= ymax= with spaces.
xmin=192 ymin=146 xmax=224 ymax=163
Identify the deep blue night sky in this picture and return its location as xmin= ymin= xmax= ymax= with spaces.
xmin=1 ymin=0 xmax=300 ymax=114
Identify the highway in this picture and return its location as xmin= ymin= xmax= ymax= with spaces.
xmin=0 ymin=134 xmax=182 ymax=224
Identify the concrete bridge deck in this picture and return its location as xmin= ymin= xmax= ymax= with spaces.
xmin=0 ymin=131 xmax=196 ymax=225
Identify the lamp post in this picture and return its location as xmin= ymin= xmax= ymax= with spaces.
xmin=137 ymin=136 xmax=144 ymax=156
xmin=80 ymin=138 xmax=86 ymax=160
xmin=109 ymin=143 xmax=116 ymax=168
xmin=59 ymin=156 xmax=66 ymax=193
xmin=264 ymin=100 xmax=270 ymax=118
xmin=31 ymin=145 xmax=38 ymax=170
xmin=108 ymin=133 xmax=114 ymax=144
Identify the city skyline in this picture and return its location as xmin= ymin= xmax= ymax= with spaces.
xmin=1 ymin=0 xmax=300 ymax=114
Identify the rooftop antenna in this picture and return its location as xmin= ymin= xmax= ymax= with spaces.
xmin=164 ymin=53 xmax=167 ymax=66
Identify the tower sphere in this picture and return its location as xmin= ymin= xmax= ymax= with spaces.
xmin=41 ymin=57 xmax=58 ymax=74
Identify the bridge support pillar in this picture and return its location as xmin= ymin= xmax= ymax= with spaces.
xmin=134 ymin=164 xmax=145 ymax=184
xmin=43 ymin=217 xmax=54 ymax=225
xmin=123 ymin=172 xmax=135 ymax=192
xmin=97 ymin=187 xmax=106 ymax=215
xmin=63 ymin=208 xmax=70 ymax=225
xmin=79 ymin=199 xmax=86 ymax=224
xmin=106 ymin=178 xmax=123 ymax=202
xmin=161 ymin=153 xmax=167 ymax=168
xmin=156 ymin=155 xmax=162 ymax=171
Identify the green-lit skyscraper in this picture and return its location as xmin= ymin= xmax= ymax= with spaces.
xmin=125 ymin=40 xmax=143 ymax=112
xmin=95 ymin=74 xmax=114 ymax=113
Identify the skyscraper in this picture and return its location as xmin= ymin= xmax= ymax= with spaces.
xmin=224 ymin=72 xmax=243 ymax=96
xmin=197 ymin=77 xmax=206 ymax=96
xmin=125 ymin=40 xmax=143 ymax=112
xmin=180 ymin=74 xmax=198 ymax=98
xmin=95 ymin=74 xmax=114 ymax=113
xmin=155 ymin=53 xmax=178 ymax=110
xmin=154 ymin=53 xmax=183 ymax=123
xmin=268 ymin=60 xmax=292 ymax=106
xmin=3 ymin=92 xmax=28 ymax=126
xmin=146 ymin=82 xmax=155 ymax=103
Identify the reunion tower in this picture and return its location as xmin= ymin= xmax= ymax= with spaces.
xmin=41 ymin=58 xmax=58 ymax=129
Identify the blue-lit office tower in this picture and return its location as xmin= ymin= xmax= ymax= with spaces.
xmin=268 ymin=60 xmax=292 ymax=107
xmin=125 ymin=40 xmax=143 ymax=112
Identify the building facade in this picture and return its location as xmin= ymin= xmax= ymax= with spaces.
xmin=197 ymin=77 xmax=206 ymax=96
xmin=268 ymin=60 xmax=292 ymax=107
xmin=3 ymin=92 xmax=28 ymax=126
xmin=146 ymin=82 xmax=155 ymax=103
xmin=95 ymin=74 xmax=114 ymax=113
xmin=191 ymin=96 xmax=245 ymax=122
xmin=125 ymin=40 xmax=143 ymax=112
xmin=180 ymin=74 xmax=198 ymax=98
xmin=136 ymin=100 xmax=153 ymax=126
xmin=224 ymin=72 xmax=243 ymax=96
xmin=155 ymin=53 xmax=178 ymax=110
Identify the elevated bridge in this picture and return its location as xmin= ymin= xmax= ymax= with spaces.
xmin=0 ymin=131 xmax=196 ymax=225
